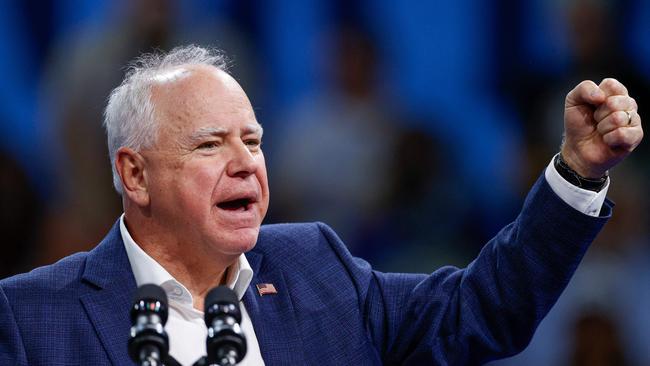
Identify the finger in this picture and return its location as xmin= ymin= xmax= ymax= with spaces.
xmin=630 ymin=110 xmax=642 ymax=127
xmin=598 ymin=78 xmax=628 ymax=97
xmin=594 ymin=95 xmax=638 ymax=122
xmin=566 ymin=80 xmax=606 ymax=108
xmin=602 ymin=125 xmax=644 ymax=151
xmin=597 ymin=111 xmax=633 ymax=135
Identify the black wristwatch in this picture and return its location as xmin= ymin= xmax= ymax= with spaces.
xmin=554 ymin=153 xmax=608 ymax=192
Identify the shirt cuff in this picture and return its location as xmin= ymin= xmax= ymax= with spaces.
xmin=544 ymin=154 xmax=609 ymax=217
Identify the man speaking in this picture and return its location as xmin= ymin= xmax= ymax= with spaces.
xmin=0 ymin=45 xmax=643 ymax=365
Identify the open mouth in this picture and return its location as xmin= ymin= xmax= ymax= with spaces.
xmin=217 ymin=198 xmax=253 ymax=211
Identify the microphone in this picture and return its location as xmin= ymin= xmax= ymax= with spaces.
xmin=204 ymin=286 xmax=247 ymax=366
xmin=128 ymin=284 xmax=170 ymax=366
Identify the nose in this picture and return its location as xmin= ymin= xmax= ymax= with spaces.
xmin=226 ymin=141 xmax=258 ymax=178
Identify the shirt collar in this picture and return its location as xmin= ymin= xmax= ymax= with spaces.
xmin=119 ymin=214 xmax=253 ymax=304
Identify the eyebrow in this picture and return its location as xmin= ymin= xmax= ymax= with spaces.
xmin=243 ymin=123 xmax=264 ymax=137
xmin=186 ymin=124 xmax=264 ymax=144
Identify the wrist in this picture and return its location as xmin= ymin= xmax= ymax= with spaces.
xmin=559 ymin=147 xmax=607 ymax=178
xmin=554 ymin=153 xmax=608 ymax=192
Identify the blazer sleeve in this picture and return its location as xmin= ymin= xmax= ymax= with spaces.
xmin=0 ymin=285 xmax=29 ymax=365
xmin=317 ymin=174 xmax=612 ymax=365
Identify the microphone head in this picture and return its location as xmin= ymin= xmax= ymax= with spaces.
xmin=128 ymin=284 xmax=170 ymax=364
xmin=204 ymin=286 xmax=241 ymax=325
xmin=204 ymin=286 xmax=247 ymax=363
xmin=130 ymin=284 xmax=169 ymax=325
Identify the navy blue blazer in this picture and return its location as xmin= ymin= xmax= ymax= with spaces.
xmin=0 ymin=176 xmax=611 ymax=365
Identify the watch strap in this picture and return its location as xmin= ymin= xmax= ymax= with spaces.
xmin=554 ymin=154 xmax=608 ymax=192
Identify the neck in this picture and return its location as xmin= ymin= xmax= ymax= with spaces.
xmin=123 ymin=212 xmax=238 ymax=311
xmin=147 ymin=247 xmax=231 ymax=311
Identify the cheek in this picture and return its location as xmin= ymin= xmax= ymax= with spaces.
xmin=256 ymin=154 xmax=269 ymax=187
xmin=255 ymin=159 xmax=270 ymax=215
xmin=170 ymin=163 xmax=223 ymax=209
xmin=187 ymin=165 xmax=222 ymax=197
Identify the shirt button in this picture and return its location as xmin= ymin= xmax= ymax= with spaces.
xmin=173 ymin=286 xmax=183 ymax=296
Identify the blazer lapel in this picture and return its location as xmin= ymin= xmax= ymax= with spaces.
xmin=244 ymin=251 xmax=305 ymax=364
xmin=79 ymin=222 xmax=137 ymax=366
xmin=76 ymin=222 xmax=306 ymax=365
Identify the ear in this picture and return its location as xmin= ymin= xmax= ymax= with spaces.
xmin=115 ymin=147 xmax=150 ymax=207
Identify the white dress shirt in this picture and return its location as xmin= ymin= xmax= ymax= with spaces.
xmin=118 ymin=157 xmax=608 ymax=365
xmin=120 ymin=216 xmax=265 ymax=366
xmin=544 ymin=154 xmax=609 ymax=217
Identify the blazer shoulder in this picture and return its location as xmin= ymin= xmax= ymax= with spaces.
xmin=0 ymin=251 xmax=89 ymax=296
xmin=256 ymin=222 xmax=369 ymax=275
xmin=258 ymin=222 xmax=333 ymax=250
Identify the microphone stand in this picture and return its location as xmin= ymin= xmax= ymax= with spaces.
xmin=191 ymin=352 xmax=237 ymax=366
xmin=136 ymin=353 xmax=181 ymax=366
xmin=163 ymin=354 xmax=183 ymax=366
xmin=192 ymin=356 xmax=209 ymax=366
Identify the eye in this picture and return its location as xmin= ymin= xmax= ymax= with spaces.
xmin=244 ymin=139 xmax=262 ymax=149
xmin=197 ymin=141 xmax=220 ymax=150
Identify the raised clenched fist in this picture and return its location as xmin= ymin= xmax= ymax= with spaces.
xmin=561 ymin=78 xmax=643 ymax=178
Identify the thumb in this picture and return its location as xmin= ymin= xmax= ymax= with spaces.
xmin=565 ymin=80 xmax=606 ymax=108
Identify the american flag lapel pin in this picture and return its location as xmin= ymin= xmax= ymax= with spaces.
xmin=256 ymin=283 xmax=277 ymax=296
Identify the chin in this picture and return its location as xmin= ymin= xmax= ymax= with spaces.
xmin=219 ymin=227 xmax=260 ymax=255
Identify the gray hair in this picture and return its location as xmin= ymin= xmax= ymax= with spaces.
xmin=103 ymin=45 xmax=229 ymax=194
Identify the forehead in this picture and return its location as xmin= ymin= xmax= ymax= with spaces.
xmin=150 ymin=65 xmax=259 ymax=135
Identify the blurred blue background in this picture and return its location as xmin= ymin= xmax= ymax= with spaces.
xmin=1 ymin=0 xmax=649 ymax=364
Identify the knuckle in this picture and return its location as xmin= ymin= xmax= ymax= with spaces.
xmin=606 ymin=96 xmax=619 ymax=110
xmin=603 ymin=77 xmax=618 ymax=86
xmin=603 ymin=78 xmax=628 ymax=93
xmin=611 ymin=128 xmax=626 ymax=140
xmin=612 ymin=111 xmax=627 ymax=126
xmin=601 ymin=77 xmax=615 ymax=86
xmin=578 ymin=80 xmax=595 ymax=92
